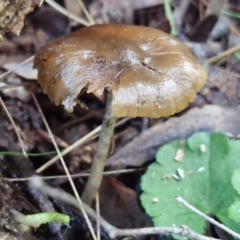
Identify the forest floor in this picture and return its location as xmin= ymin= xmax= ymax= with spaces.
xmin=1 ymin=0 xmax=240 ymax=239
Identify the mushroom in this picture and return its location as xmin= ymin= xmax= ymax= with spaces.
xmin=34 ymin=24 xmax=207 ymax=205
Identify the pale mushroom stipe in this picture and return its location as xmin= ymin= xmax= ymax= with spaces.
xmin=34 ymin=24 xmax=207 ymax=204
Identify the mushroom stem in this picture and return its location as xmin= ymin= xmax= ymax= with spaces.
xmin=82 ymin=91 xmax=117 ymax=205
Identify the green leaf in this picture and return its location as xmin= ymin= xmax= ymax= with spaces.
xmin=140 ymin=132 xmax=240 ymax=235
xmin=229 ymin=200 xmax=240 ymax=223
xmin=228 ymin=168 xmax=240 ymax=223
xmin=232 ymin=168 xmax=240 ymax=195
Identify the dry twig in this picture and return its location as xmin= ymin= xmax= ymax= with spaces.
xmin=1 ymin=168 xmax=146 ymax=182
xmin=206 ymin=44 xmax=240 ymax=64
xmin=176 ymin=196 xmax=240 ymax=240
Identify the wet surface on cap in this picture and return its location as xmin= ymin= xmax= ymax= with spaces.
xmin=34 ymin=24 xmax=207 ymax=118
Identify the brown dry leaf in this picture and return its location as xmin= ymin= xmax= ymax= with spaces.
xmin=0 ymin=0 xmax=43 ymax=37
xmin=202 ymin=66 xmax=240 ymax=107
xmin=99 ymin=176 xmax=152 ymax=228
xmin=106 ymin=105 xmax=240 ymax=169
xmin=36 ymin=129 xmax=69 ymax=148
xmin=189 ymin=0 xmax=225 ymax=42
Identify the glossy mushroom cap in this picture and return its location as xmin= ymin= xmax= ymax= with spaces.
xmin=34 ymin=24 xmax=207 ymax=118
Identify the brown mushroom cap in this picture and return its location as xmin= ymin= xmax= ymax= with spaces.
xmin=34 ymin=24 xmax=207 ymax=118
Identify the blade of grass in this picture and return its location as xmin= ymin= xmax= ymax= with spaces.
xmin=222 ymin=9 xmax=240 ymax=20
xmin=234 ymin=51 xmax=240 ymax=61
xmin=164 ymin=0 xmax=177 ymax=36
xmin=0 ymin=151 xmax=60 ymax=157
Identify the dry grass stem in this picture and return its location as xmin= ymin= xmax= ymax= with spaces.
xmin=0 ymin=83 xmax=35 ymax=91
xmin=45 ymin=0 xmax=90 ymax=26
xmin=206 ymin=44 xmax=240 ymax=64
xmin=35 ymin=118 xmax=129 ymax=173
xmin=35 ymin=124 xmax=101 ymax=173
xmin=76 ymin=0 xmax=95 ymax=25
xmin=0 ymin=56 xmax=35 ymax=80
xmin=0 ymin=96 xmax=27 ymax=157
xmin=176 ymin=196 xmax=240 ymax=240
xmin=31 ymin=93 xmax=97 ymax=240
xmin=2 ymin=168 xmax=146 ymax=182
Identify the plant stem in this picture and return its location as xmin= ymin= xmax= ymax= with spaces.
xmin=82 ymin=92 xmax=117 ymax=205
xmin=164 ymin=0 xmax=177 ymax=36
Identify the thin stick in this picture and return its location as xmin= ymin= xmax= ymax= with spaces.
xmin=31 ymin=177 xmax=220 ymax=240
xmin=35 ymin=118 xmax=129 ymax=173
xmin=0 ymin=56 xmax=34 ymax=80
xmin=31 ymin=93 xmax=97 ymax=240
xmin=95 ymin=193 xmax=100 ymax=240
xmin=176 ymin=196 xmax=240 ymax=240
xmin=0 ymin=96 xmax=27 ymax=157
xmin=114 ymin=226 xmax=219 ymax=240
xmin=76 ymin=0 xmax=95 ymax=25
xmin=82 ymin=92 xmax=117 ymax=204
xmin=205 ymin=44 xmax=240 ymax=64
xmin=2 ymin=168 xmax=146 ymax=182
xmin=0 ymin=83 xmax=35 ymax=91
xmin=45 ymin=0 xmax=90 ymax=26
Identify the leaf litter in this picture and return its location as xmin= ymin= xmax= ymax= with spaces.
xmin=1 ymin=0 xmax=240 ymax=239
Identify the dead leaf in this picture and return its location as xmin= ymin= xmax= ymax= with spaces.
xmin=202 ymin=66 xmax=240 ymax=107
xmin=106 ymin=105 xmax=240 ymax=169
xmin=36 ymin=129 xmax=69 ymax=148
xmin=99 ymin=177 xmax=152 ymax=228
xmin=189 ymin=0 xmax=225 ymax=42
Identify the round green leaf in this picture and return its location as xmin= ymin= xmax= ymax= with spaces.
xmin=232 ymin=168 xmax=240 ymax=195
xmin=229 ymin=200 xmax=240 ymax=223
xmin=141 ymin=132 xmax=240 ymax=235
